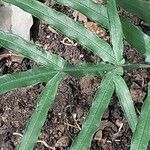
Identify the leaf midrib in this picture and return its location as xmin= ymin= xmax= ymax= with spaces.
xmin=0 ymin=70 xmax=57 ymax=87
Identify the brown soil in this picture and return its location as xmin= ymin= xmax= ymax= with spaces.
xmin=0 ymin=2 xmax=150 ymax=150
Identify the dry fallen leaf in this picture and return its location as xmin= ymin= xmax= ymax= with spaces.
xmin=55 ymin=136 xmax=70 ymax=148
xmin=94 ymin=129 xmax=102 ymax=141
xmin=84 ymin=22 xmax=107 ymax=39
xmin=72 ymin=10 xmax=108 ymax=40
xmin=73 ymin=10 xmax=87 ymax=23
xmin=92 ymin=0 xmax=106 ymax=4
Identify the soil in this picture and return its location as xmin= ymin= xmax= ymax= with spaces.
xmin=0 ymin=2 xmax=150 ymax=150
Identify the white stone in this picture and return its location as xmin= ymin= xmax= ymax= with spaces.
xmin=0 ymin=2 xmax=12 ymax=31
xmin=0 ymin=1 xmax=33 ymax=40
xmin=11 ymin=5 xmax=33 ymax=40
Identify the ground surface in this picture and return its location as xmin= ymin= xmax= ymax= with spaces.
xmin=0 ymin=2 xmax=150 ymax=150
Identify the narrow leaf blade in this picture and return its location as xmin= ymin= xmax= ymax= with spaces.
xmin=56 ymin=0 xmax=150 ymax=63
xmin=0 ymin=66 xmax=57 ymax=94
xmin=3 ymin=0 xmax=117 ymax=64
xmin=113 ymin=75 xmax=137 ymax=132
xmin=18 ymin=73 xmax=64 ymax=150
xmin=107 ymin=0 xmax=124 ymax=63
xmin=56 ymin=0 xmax=109 ymax=28
xmin=130 ymin=83 xmax=150 ymax=150
xmin=116 ymin=0 xmax=150 ymax=24
xmin=0 ymin=30 xmax=66 ymax=68
xmin=120 ymin=17 xmax=150 ymax=63
xmin=70 ymin=72 xmax=115 ymax=150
